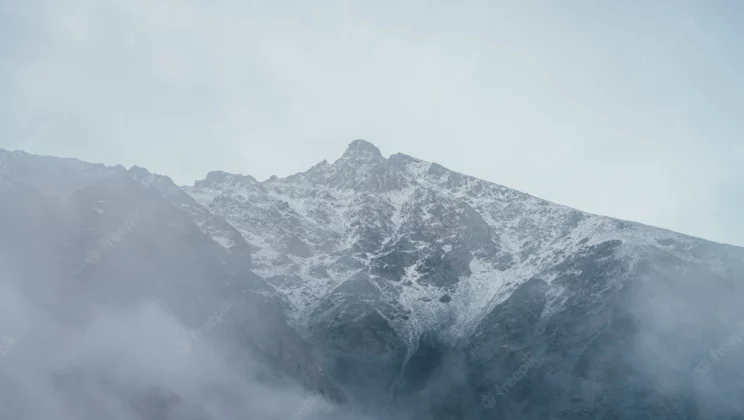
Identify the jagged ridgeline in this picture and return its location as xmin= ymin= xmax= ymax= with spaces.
xmin=1 ymin=142 xmax=743 ymax=419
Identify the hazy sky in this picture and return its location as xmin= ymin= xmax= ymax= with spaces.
xmin=1 ymin=0 xmax=742 ymax=246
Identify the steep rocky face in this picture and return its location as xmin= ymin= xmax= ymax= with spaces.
xmin=0 ymin=153 xmax=344 ymax=418
xmin=184 ymin=139 xmax=587 ymax=334
xmin=185 ymin=140 xmax=744 ymax=418
xmin=395 ymin=239 xmax=744 ymax=420
xmin=306 ymin=271 xmax=408 ymax=410
xmin=128 ymin=166 xmax=253 ymax=258
xmin=3 ymin=143 xmax=744 ymax=419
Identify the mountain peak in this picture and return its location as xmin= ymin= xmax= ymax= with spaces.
xmin=194 ymin=170 xmax=257 ymax=188
xmin=341 ymin=139 xmax=383 ymax=161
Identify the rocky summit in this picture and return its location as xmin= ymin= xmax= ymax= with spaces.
xmin=1 ymin=142 xmax=743 ymax=419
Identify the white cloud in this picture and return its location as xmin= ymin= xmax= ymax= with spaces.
xmin=0 ymin=0 xmax=742 ymax=246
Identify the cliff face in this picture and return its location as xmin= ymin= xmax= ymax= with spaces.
xmin=0 ymin=149 xmax=344 ymax=419
xmin=183 ymin=140 xmax=744 ymax=418
xmin=2 ymin=143 xmax=744 ymax=419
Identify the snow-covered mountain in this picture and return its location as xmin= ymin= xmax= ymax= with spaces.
xmin=2 ymin=142 xmax=743 ymax=419
xmin=0 ymin=148 xmax=344 ymax=420
xmin=181 ymin=140 xmax=744 ymax=418
xmin=184 ymin=139 xmax=740 ymax=333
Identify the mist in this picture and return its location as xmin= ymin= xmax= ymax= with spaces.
xmin=3 ymin=140 xmax=744 ymax=419
xmin=0 ymin=163 xmax=379 ymax=420
xmin=0 ymin=267 xmax=359 ymax=420
xmin=624 ymin=247 xmax=744 ymax=418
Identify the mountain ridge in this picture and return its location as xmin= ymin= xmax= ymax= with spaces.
xmin=2 ymin=142 xmax=744 ymax=419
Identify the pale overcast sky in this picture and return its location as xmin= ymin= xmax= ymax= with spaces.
xmin=1 ymin=0 xmax=742 ymax=246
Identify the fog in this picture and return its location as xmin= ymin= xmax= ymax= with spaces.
xmin=0 ymin=270 xmax=356 ymax=420
xmin=0 ymin=165 xmax=377 ymax=420
xmin=1 ymin=142 xmax=742 ymax=419
xmin=625 ymin=254 xmax=744 ymax=417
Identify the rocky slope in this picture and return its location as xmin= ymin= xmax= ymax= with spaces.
xmin=184 ymin=140 xmax=744 ymax=418
xmin=0 ymin=148 xmax=343 ymax=419
xmin=2 ymin=142 xmax=744 ymax=419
